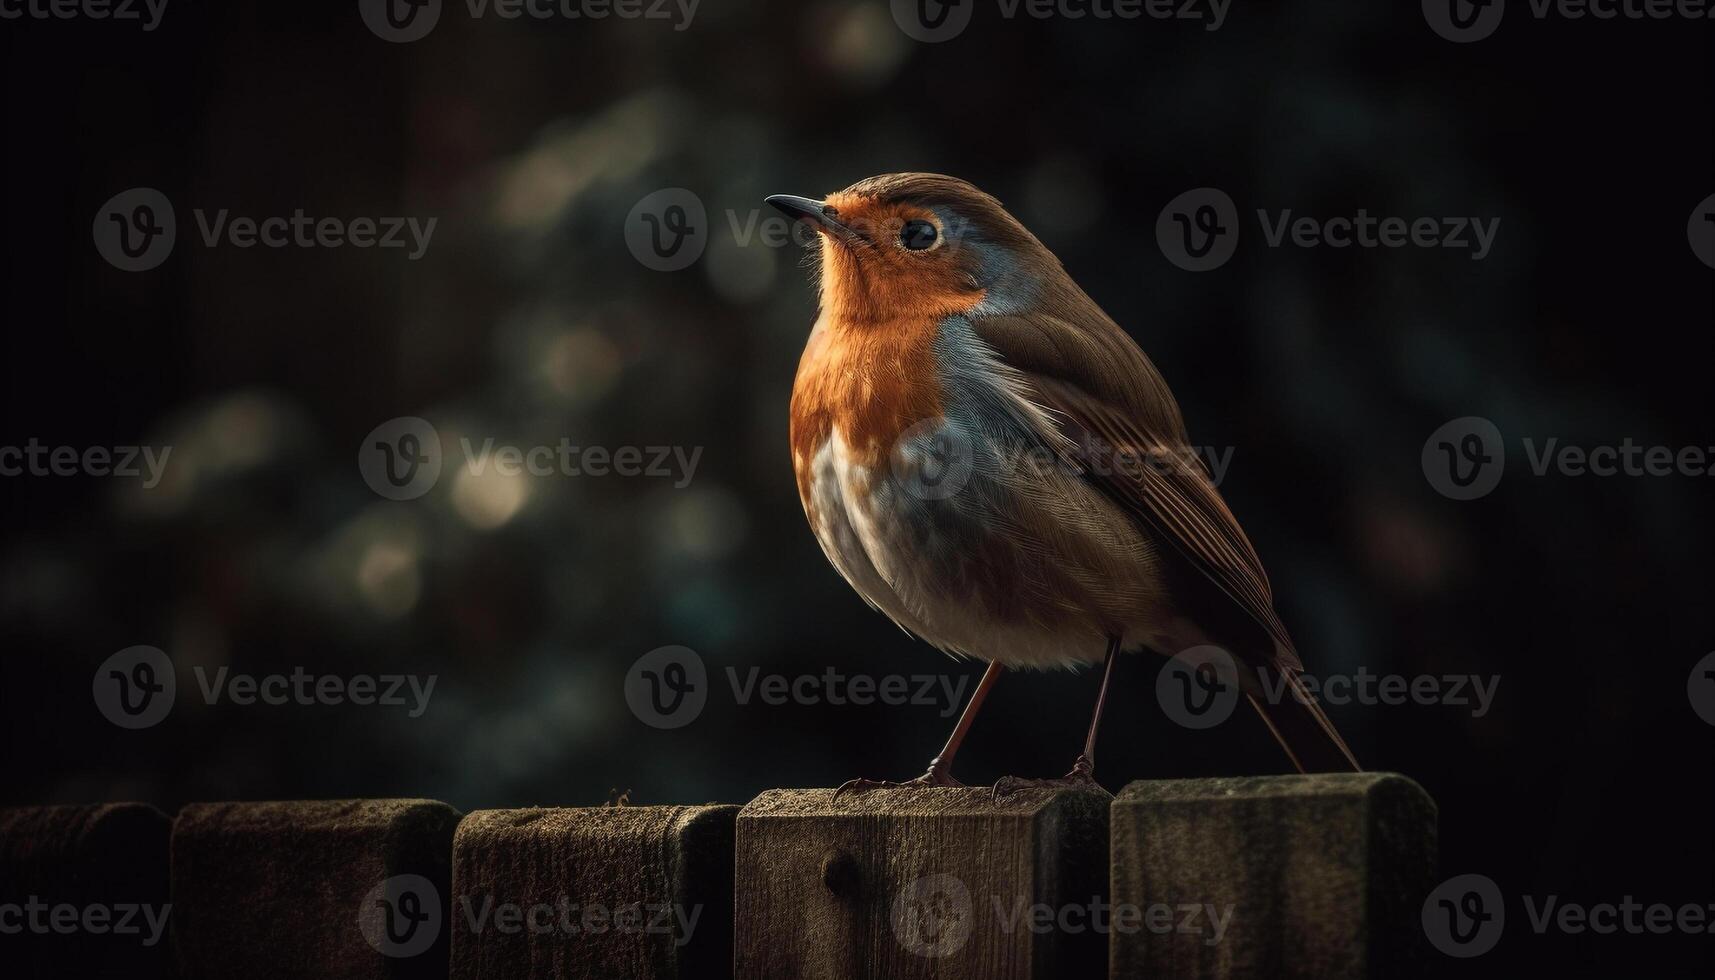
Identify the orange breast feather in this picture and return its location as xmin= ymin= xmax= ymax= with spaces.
xmin=788 ymin=316 xmax=947 ymax=525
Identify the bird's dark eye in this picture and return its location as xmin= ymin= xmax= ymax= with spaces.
xmin=900 ymin=219 xmax=938 ymax=251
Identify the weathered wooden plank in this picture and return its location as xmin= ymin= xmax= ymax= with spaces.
xmin=735 ymin=787 xmax=1110 ymax=979
xmin=0 ymin=803 xmax=173 ymax=979
xmin=172 ymin=799 xmax=462 ymax=980
xmin=1109 ymin=774 xmax=1437 ymax=979
xmin=448 ymin=805 xmax=737 ymax=980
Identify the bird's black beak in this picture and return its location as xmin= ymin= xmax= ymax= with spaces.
xmin=765 ymin=194 xmax=867 ymax=245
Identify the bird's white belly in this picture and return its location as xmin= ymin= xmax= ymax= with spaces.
xmin=802 ymin=424 xmax=1172 ymax=669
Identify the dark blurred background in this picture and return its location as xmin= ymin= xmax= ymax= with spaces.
xmin=2 ymin=0 xmax=1711 ymax=974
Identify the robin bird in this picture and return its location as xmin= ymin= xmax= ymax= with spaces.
xmin=769 ymin=173 xmax=1359 ymax=792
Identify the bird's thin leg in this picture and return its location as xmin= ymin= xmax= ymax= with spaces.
xmin=922 ymin=659 xmax=1004 ymax=782
xmin=1068 ymin=635 xmax=1122 ymax=779
xmin=835 ymin=661 xmax=1003 ymax=799
xmin=993 ymin=636 xmax=1121 ymax=800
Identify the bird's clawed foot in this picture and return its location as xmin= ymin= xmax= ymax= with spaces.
xmin=991 ymin=756 xmax=1113 ymax=802
xmin=833 ymin=761 xmax=965 ymax=801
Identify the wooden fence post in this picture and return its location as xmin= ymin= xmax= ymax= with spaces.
xmin=448 ymin=805 xmax=738 ymax=980
xmin=735 ymin=787 xmax=1110 ymax=979
xmin=1108 ymin=774 xmax=1437 ymax=979
xmin=171 ymin=799 xmax=462 ymax=980
xmin=0 ymin=803 xmax=173 ymax=979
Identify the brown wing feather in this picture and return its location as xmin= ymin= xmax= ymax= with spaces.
xmin=973 ymin=311 xmax=1302 ymax=670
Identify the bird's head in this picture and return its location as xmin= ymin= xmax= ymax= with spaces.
xmin=766 ymin=173 xmax=1058 ymax=326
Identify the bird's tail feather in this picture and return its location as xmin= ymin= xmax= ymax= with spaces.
xmin=1246 ymin=664 xmax=1361 ymax=773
